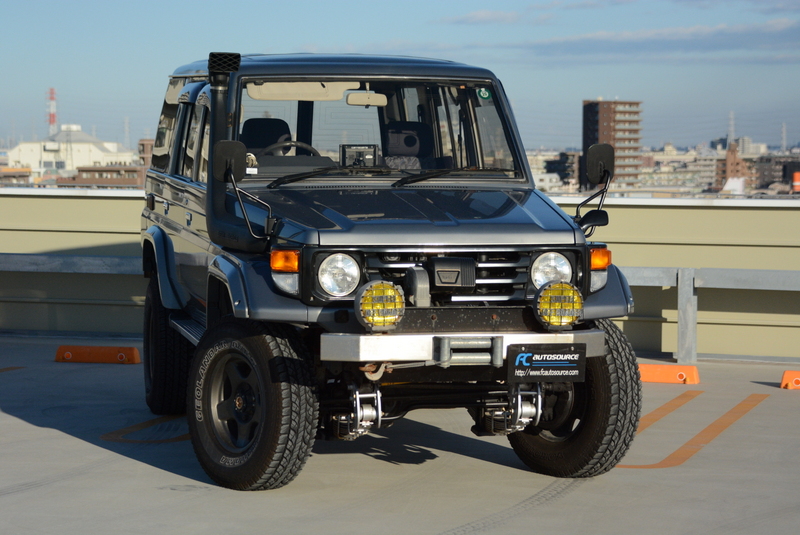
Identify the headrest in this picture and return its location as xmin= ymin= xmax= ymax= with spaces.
xmin=239 ymin=118 xmax=291 ymax=149
xmin=386 ymin=121 xmax=434 ymax=158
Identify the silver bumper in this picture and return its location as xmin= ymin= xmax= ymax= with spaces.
xmin=320 ymin=330 xmax=606 ymax=364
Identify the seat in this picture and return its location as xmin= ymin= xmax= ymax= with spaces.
xmin=239 ymin=118 xmax=292 ymax=155
xmin=384 ymin=121 xmax=454 ymax=169
xmin=384 ymin=121 xmax=434 ymax=169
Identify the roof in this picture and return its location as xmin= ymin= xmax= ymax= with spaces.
xmin=47 ymin=129 xmax=104 ymax=144
xmin=171 ymin=53 xmax=497 ymax=81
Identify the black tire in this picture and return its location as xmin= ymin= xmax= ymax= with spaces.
xmin=508 ymin=319 xmax=641 ymax=477
xmin=188 ymin=319 xmax=318 ymax=490
xmin=143 ymin=276 xmax=194 ymax=415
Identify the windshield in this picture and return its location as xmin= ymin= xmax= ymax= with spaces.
xmin=236 ymin=79 xmax=523 ymax=184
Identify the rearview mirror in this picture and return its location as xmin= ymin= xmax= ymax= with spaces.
xmin=586 ymin=144 xmax=614 ymax=185
xmin=213 ymin=140 xmax=247 ymax=182
xmin=346 ymin=91 xmax=387 ymax=107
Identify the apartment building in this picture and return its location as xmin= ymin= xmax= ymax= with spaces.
xmin=582 ymin=99 xmax=642 ymax=188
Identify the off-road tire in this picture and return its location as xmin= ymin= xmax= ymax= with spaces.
xmin=143 ymin=276 xmax=194 ymax=415
xmin=188 ymin=319 xmax=318 ymax=490
xmin=508 ymin=319 xmax=641 ymax=477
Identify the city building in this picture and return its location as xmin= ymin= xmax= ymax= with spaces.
xmin=545 ymin=151 xmax=580 ymax=187
xmin=56 ymin=165 xmax=146 ymax=188
xmin=714 ymin=142 xmax=755 ymax=191
xmin=754 ymin=154 xmax=800 ymax=189
xmin=5 ymin=124 xmax=136 ymax=182
xmin=582 ymin=99 xmax=642 ymax=188
xmin=525 ymin=150 xmax=560 ymax=174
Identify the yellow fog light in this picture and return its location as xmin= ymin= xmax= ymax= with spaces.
xmin=535 ymin=281 xmax=584 ymax=330
xmin=356 ymin=281 xmax=405 ymax=332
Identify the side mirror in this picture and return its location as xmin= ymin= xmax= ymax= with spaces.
xmin=577 ymin=209 xmax=608 ymax=231
xmin=213 ymin=140 xmax=247 ymax=182
xmin=586 ymin=144 xmax=614 ymax=185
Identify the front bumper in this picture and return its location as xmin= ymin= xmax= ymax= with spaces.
xmin=320 ymin=329 xmax=606 ymax=364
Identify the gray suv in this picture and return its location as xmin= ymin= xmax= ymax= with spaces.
xmin=141 ymin=52 xmax=641 ymax=490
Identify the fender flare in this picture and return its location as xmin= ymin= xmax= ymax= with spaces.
xmin=208 ymin=255 xmax=250 ymax=319
xmin=141 ymin=226 xmax=183 ymax=310
xmin=583 ymin=264 xmax=635 ymax=320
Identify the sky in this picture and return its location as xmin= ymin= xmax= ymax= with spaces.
xmin=1 ymin=0 xmax=799 ymax=152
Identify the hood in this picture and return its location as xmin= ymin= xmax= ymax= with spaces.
xmin=250 ymin=187 xmax=580 ymax=246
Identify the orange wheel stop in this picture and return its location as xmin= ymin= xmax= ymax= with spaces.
xmin=638 ymin=363 xmax=700 ymax=384
xmin=55 ymin=346 xmax=141 ymax=364
xmin=780 ymin=371 xmax=800 ymax=389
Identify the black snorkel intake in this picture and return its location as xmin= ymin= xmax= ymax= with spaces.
xmin=207 ymin=52 xmax=270 ymax=253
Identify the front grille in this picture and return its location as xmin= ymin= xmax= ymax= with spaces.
xmin=365 ymin=250 xmax=532 ymax=304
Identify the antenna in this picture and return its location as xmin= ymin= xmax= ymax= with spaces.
xmin=727 ymin=111 xmax=735 ymax=145
xmin=47 ymin=88 xmax=57 ymax=137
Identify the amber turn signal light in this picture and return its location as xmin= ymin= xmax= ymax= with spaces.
xmin=590 ymin=248 xmax=612 ymax=270
xmin=271 ymin=250 xmax=300 ymax=272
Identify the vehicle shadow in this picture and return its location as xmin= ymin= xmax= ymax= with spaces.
xmin=312 ymin=418 xmax=526 ymax=470
xmin=0 ymin=349 xmax=526 ymax=490
xmin=0 ymin=351 xmax=208 ymax=485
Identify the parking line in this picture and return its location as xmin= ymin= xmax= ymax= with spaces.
xmin=620 ymin=393 xmax=770 ymax=469
xmin=100 ymin=415 xmax=190 ymax=444
xmin=636 ymin=390 xmax=704 ymax=434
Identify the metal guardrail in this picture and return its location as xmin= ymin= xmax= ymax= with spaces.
xmin=0 ymin=254 xmax=798 ymax=363
xmin=620 ymin=266 xmax=800 ymax=363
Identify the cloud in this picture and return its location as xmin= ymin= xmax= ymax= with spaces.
xmin=440 ymin=10 xmax=521 ymax=25
xmin=516 ymin=18 xmax=800 ymax=61
xmin=560 ymin=0 xmax=638 ymax=9
xmin=668 ymin=0 xmax=800 ymax=14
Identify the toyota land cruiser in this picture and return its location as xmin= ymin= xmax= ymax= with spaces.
xmin=141 ymin=52 xmax=641 ymax=490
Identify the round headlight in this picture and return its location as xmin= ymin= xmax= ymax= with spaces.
xmin=318 ymin=254 xmax=360 ymax=297
xmin=531 ymin=252 xmax=572 ymax=289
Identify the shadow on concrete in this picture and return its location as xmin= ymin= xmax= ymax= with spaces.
xmin=0 ymin=343 xmax=525 ymax=489
xmin=751 ymin=381 xmax=783 ymax=389
xmin=312 ymin=418 xmax=525 ymax=470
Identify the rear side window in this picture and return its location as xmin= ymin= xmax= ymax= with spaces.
xmin=151 ymin=78 xmax=185 ymax=172
xmin=181 ymin=104 xmax=207 ymax=180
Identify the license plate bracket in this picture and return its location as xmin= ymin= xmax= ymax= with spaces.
xmin=506 ymin=343 xmax=586 ymax=383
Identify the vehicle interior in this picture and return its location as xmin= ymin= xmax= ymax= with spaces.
xmin=236 ymin=79 xmax=522 ymax=181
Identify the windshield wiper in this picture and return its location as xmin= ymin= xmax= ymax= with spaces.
xmin=266 ymin=166 xmax=341 ymax=189
xmin=267 ymin=166 xmax=393 ymax=189
xmin=391 ymin=169 xmax=458 ymax=187
xmin=391 ymin=167 xmax=516 ymax=187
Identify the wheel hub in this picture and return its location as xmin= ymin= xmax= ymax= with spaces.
xmin=233 ymin=385 xmax=256 ymax=422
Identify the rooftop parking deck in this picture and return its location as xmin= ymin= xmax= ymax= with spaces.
xmin=1 ymin=188 xmax=799 ymax=532
xmin=1 ymin=334 xmax=799 ymax=534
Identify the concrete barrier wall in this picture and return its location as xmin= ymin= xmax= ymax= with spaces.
xmin=1 ymin=189 xmax=798 ymax=359
xmin=553 ymin=196 xmax=800 ymax=359
xmin=0 ymin=189 xmax=145 ymax=335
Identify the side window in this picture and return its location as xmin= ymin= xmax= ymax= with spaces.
xmin=198 ymin=119 xmax=210 ymax=183
xmin=181 ymin=104 xmax=205 ymax=179
xmin=151 ymin=78 xmax=185 ymax=172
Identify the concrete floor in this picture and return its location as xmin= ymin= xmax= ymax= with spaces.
xmin=1 ymin=334 xmax=799 ymax=535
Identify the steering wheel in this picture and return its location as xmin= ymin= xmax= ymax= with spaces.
xmin=258 ymin=140 xmax=320 ymax=157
